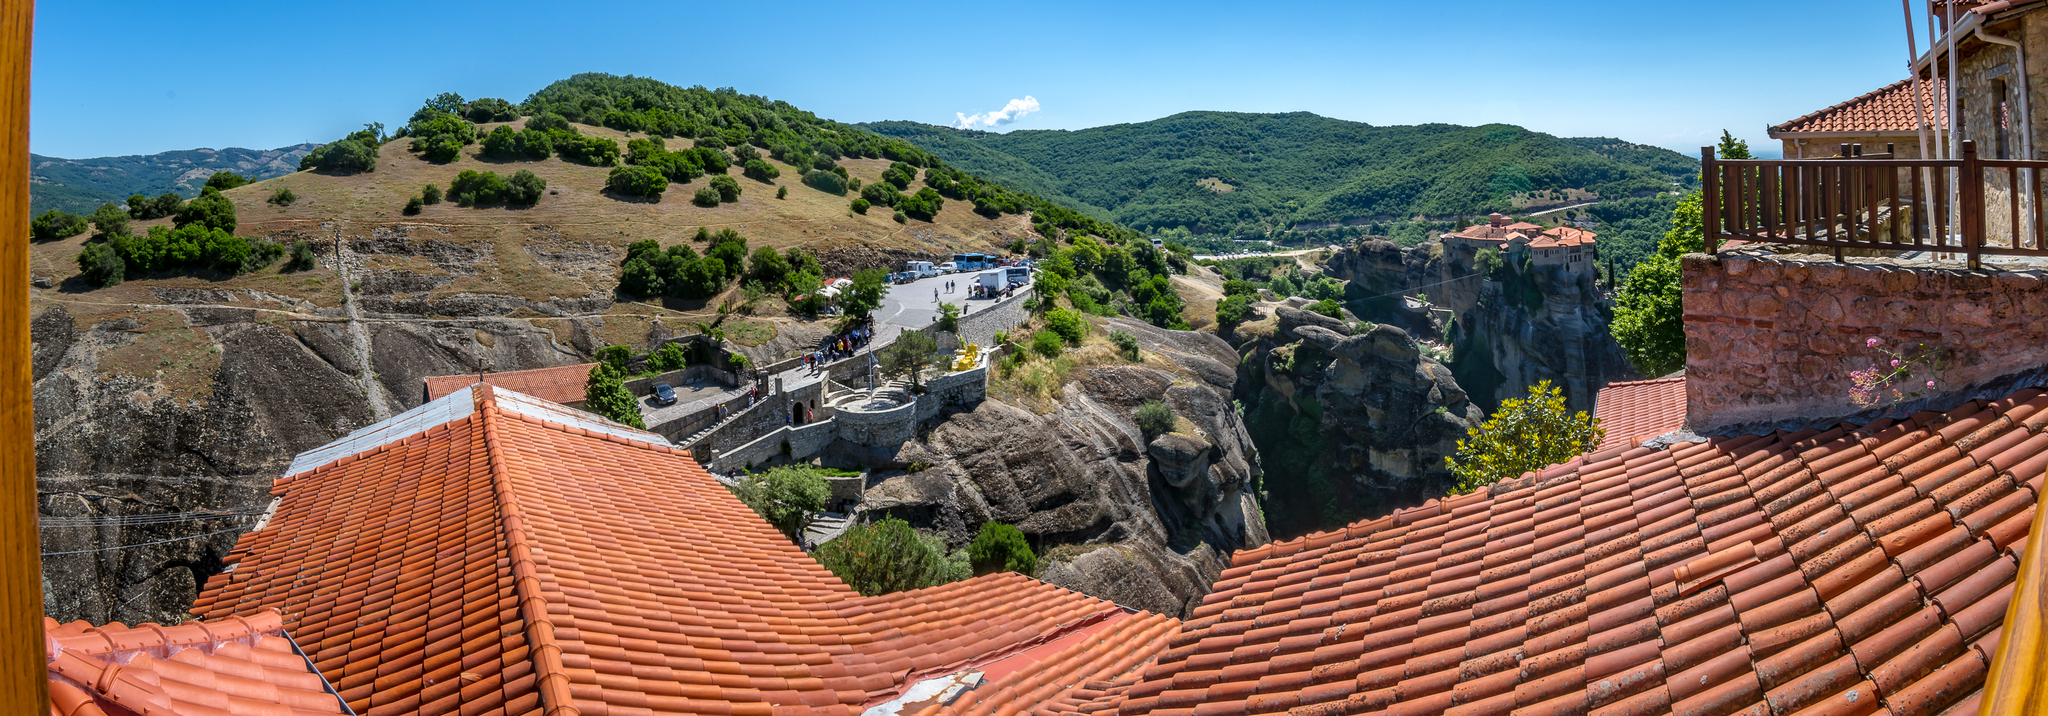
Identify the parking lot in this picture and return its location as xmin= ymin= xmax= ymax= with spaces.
xmin=871 ymin=270 xmax=1028 ymax=335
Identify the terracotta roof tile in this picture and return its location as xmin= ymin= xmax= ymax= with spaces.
xmin=1594 ymin=377 xmax=1689 ymax=449
xmin=44 ymin=610 xmax=348 ymax=715
xmin=194 ymin=384 xmax=1138 ymax=715
xmin=422 ymin=363 xmax=598 ymax=406
xmin=1772 ymin=78 xmax=1950 ymax=136
xmin=1114 ymin=386 xmax=2048 ymax=716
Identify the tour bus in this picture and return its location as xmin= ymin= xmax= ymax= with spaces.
xmin=952 ymin=253 xmax=993 ymax=271
xmin=1002 ymin=266 xmax=1031 ymax=286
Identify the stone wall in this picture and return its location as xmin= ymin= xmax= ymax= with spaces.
xmin=1682 ymin=250 xmax=2048 ymax=433
xmin=650 ymin=390 xmax=756 ymax=443
xmin=685 ymin=379 xmax=826 ymax=456
xmin=623 ymin=364 xmax=734 ymax=397
xmin=950 ymin=286 xmax=1033 ymax=349
xmin=917 ymin=365 xmax=989 ymax=422
xmin=708 ymin=420 xmax=838 ymax=474
xmin=834 ymin=400 xmax=917 ymax=447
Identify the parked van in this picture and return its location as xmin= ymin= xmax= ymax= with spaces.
xmin=938 ymin=261 xmax=959 ymax=274
xmin=975 ymin=270 xmax=1003 ymax=292
xmin=906 ymin=261 xmax=938 ymax=278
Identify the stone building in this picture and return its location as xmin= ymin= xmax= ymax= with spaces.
xmin=1768 ymin=77 xmax=1945 ymax=159
xmin=1443 ymin=213 xmax=1597 ymax=277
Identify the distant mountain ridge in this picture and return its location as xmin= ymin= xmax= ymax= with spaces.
xmin=30 ymin=143 xmax=317 ymax=215
xmin=864 ymin=112 xmax=1698 ymax=240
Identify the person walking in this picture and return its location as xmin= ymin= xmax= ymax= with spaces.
xmin=934 ymin=288 xmax=940 ymax=302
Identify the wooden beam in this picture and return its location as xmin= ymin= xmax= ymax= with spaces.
xmin=0 ymin=0 xmax=45 ymax=710
xmin=1980 ymin=475 xmax=2048 ymax=716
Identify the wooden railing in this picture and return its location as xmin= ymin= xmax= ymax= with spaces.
xmin=1979 ymin=479 xmax=2048 ymax=716
xmin=1702 ymin=140 xmax=2048 ymax=267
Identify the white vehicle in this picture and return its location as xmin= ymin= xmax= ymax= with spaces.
xmin=1002 ymin=266 xmax=1031 ymax=285
xmin=938 ymin=261 xmax=960 ymax=274
xmin=906 ymin=261 xmax=939 ymax=278
xmin=976 ymin=270 xmax=1004 ymax=292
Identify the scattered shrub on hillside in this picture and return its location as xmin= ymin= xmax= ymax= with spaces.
xmin=88 ymin=203 xmax=128 ymax=237
xmin=285 ymin=241 xmax=317 ymax=272
xmin=776 ymin=186 xmax=788 ymax=200
xmin=606 ymin=165 xmax=668 ymax=199
xmin=1444 ymin=380 xmax=1603 ymax=494
xmin=647 ymin=341 xmax=690 ymax=372
xmin=302 ymin=124 xmax=383 ymax=174
xmin=815 ymin=518 xmax=957 ymax=596
xmin=408 ymin=112 xmax=477 ymax=163
xmin=1216 ymin=294 xmax=1252 ymax=327
xmin=710 ymin=174 xmax=742 ymax=202
xmin=463 ymin=97 xmax=519 ymax=123
xmin=1109 ymin=329 xmax=1141 ymax=360
xmin=742 ymin=159 xmax=779 ymax=183
xmin=748 ymin=247 xmax=787 ymax=287
xmin=850 ymin=197 xmax=870 ymax=214
xmin=1308 ymin=299 xmax=1342 ymax=318
xmin=128 ymin=192 xmax=182 ymax=220
xmin=694 ymin=136 xmax=726 ymax=149
xmin=268 ymin=186 xmax=297 ymax=207
xmin=1045 ymin=308 xmax=1086 ymax=345
xmin=452 ymin=170 xmax=520 ymax=206
xmin=892 ymin=210 xmax=907 ymax=224
xmin=685 ymin=146 xmax=731 ymax=175
xmin=482 ymin=125 xmax=555 ymax=161
xmin=1135 ymin=400 xmax=1176 ymax=437
xmin=881 ymin=161 xmax=916 ymax=189
xmin=861 ymin=182 xmax=902 ymax=208
xmin=730 ymin=466 xmax=829 ymax=542
xmin=1222 ymin=279 xmax=1256 ymax=297
xmin=693 ymin=186 xmax=720 ymax=207
xmin=557 ymin=134 xmax=621 ymax=166
xmin=102 ymin=224 xmax=284 ymax=279
xmin=625 ymin=137 xmax=666 ymax=165
xmin=899 ymin=187 xmax=945 ymax=221
xmin=640 ymin=150 xmax=705 ymax=184
xmin=173 ymin=187 xmax=237 ymax=234
xmin=968 ymin=522 xmax=1037 ymax=576
xmin=582 ymin=364 xmax=644 ymax=429
xmin=76 ymin=242 xmax=123 ymax=287
xmin=802 ymin=169 xmax=846 ymax=195
xmin=507 ymin=170 xmax=546 ymax=205
xmin=403 ymin=196 xmax=424 ymax=215
xmin=204 ymin=171 xmax=249 ymax=191
xmin=421 ymin=184 xmax=442 ymax=205
xmin=1030 ymin=329 xmax=1062 ymax=358
xmin=733 ymin=145 xmax=761 ymax=164
xmin=526 ymin=111 xmax=572 ymax=133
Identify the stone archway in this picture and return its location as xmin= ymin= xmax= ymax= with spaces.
xmin=792 ymin=401 xmax=807 ymax=425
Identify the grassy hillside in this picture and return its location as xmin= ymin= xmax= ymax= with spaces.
xmin=30 ymin=144 xmax=316 ymax=215
xmin=866 ymin=113 xmax=1697 ymax=263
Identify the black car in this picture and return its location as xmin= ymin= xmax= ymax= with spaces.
xmin=652 ymin=382 xmax=677 ymax=406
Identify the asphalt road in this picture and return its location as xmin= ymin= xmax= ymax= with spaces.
xmin=870 ymin=271 xmax=1025 ymax=335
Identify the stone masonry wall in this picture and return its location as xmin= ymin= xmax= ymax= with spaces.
xmin=1682 ymin=250 xmax=2048 ymax=433
xmin=708 ymin=421 xmax=838 ymax=474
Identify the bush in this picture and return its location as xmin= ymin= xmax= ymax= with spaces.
xmin=648 ymin=341 xmax=690 ymax=372
xmin=968 ymin=522 xmax=1037 ymax=576
xmin=204 ymin=171 xmax=249 ymax=191
xmin=268 ymin=186 xmax=297 ymax=207
xmin=1222 ymin=280 xmax=1256 ymax=297
xmin=1216 ymin=294 xmax=1252 ymax=327
xmin=507 ymin=170 xmax=546 ymax=205
xmin=1308 ymin=299 xmax=1342 ymax=318
xmin=1045 ymin=308 xmax=1086 ymax=345
xmin=597 ymin=344 xmax=632 ymax=372
xmin=449 ymin=170 xmax=512 ymax=206
xmin=1135 ymin=400 xmax=1176 ymax=437
xmin=1444 ymin=380 xmax=1604 ymax=494
xmin=128 ymin=192 xmax=182 ymax=220
xmin=851 ymin=197 xmax=870 ymax=214
xmin=802 ymin=169 xmax=846 ymax=195
xmin=302 ymin=125 xmax=382 ymax=174
xmin=173 ymin=187 xmax=237 ymax=233
xmin=101 ymin=224 xmax=284 ymax=278
xmin=285 ymin=241 xmax=317 ymax=272
xmin=407 ymin=112 xmax=477 ymax=163
xmin=463 ymin=97 xmax=519 ymax=123
xmin=710 ymin=174 xmax=742 ymax=202
xmin=403 ymin=196 xmax=424 ymax=215
xmin=882 ymin=329 xmax=940 ymax=389
xmin=742 ymin=158 xmax=780 ymax=183
xmin=815 ymin=518 xmax=956 ymax=596
xmin=557 ymin=134 xmax=621 ymax=166
xmin=776 ymin=185 xmax=788 ymax=200
xmin=693 ymin=186 xmax=721 ymax=207
xmin=730 ymin=466 xmax=829 ymax=542
xmin=748 ymin=247 xmax=788 ymax=287
xmin=525 ymin=111 xmax=572 ymax=133
xmin=582 ymin=364 xmax=644 ymax=429
xmin=893 ymin=210 xmax=907 ymax=224
xmin=29 ymin=209 xmax=86 ymax=242
xmin=1030 ymin=329 xmax=1063 ymax=358
xmin=1109 ymin=329 xmax=1141 ymax=360
xmin=76 ymin=242 xmax=124 ymax=287
xmin=89 ymin=203 xmax=128 ymax=237
xmin=899 ymin=187 xmax=945 ymax=221
xmin=861 ymin=182 xmax=902 ymax=208
xmin=881 ymin=162 xmax=916 ymax=189
xmin=937 ymin=303 xmax=960 ymax=332
xmin=421 ymin=184 xmax=442 ymax=205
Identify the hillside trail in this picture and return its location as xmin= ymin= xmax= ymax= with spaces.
xmin=333 ymin=222 xmax=394 ymax=420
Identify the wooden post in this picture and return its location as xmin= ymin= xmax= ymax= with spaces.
xmin=1701 ymin=147 xmax=1720 ymax=253
xmin=0 ymin=0 xmax=45 ymax=710
xmin=1979 ymin=468 xmax=2048 ymax=716
xmin=1962 ymin=140 xmax=1983 ymax=269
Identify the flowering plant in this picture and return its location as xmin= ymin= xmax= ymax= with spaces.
xmin=1848 ymin=337 xmax=1950 ymax=408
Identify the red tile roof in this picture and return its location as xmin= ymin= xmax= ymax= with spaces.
xmin=46 ymin=610 xmax=347 ymax=716
xmin=193 ymin=383 xmax=1150 ymax=715
xmin=421 ymin=363 xmax=597 ymax=406
xmin=1595 ymin=377 xmax=1689 ymax=449
xmin=1772 ymin=78 xmax=1949 ymax=136
xmin=1097 ymin=387 xmax=2046 ymax=716
xmin=1541 ymin=226 xmax=1597 ymax=248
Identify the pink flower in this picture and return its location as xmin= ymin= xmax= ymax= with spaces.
xmin=1891 ymin=359 xmax=1901 ymax=367
xmin=1927 ymin=380 xmax=1936 ymax=388
xmin=1867 ymin=337 xmax=1882 ymax=347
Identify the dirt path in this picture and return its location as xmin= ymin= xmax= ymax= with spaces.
xmin=333 ymin=223 xmax=394 ymax=420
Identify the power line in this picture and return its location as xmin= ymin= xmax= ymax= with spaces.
xmin=39 ymin=505 xmax=270 ymax=528
xmin=40 ymin=526 xmax=252 ymax=557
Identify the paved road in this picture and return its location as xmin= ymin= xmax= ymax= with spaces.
xmin=640 ymin=379 xmax=747 ymax=426
xmin=870 ymin=271 xmax=1024 ymax=336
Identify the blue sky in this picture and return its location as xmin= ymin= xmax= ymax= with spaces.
xmin=32 ymin=0 xmax=1941 ymax=159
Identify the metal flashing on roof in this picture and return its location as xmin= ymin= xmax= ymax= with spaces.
xmin=283 ymin=385 xmax=476 ymax=478
xmin=494 ymin=384 xmax=669 ymax=444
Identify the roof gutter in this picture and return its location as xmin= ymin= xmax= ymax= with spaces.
xmin=1974 ymin=25 xmax=2034 ymax=159
xmin=1912 ymin=8 xmax=1980 ymax=76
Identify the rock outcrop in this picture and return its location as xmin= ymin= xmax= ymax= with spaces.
xmin=858 ymin=319 xmax=1268 ymax=618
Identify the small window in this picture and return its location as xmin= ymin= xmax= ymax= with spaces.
xmin=1994 ymin=78 xmax=2012 ymax=159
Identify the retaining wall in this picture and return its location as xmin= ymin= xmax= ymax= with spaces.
xmin=834 ymin=399 xmax=918 ymax=447
xmin=708 ymin=420 xmax=839 ymax=474
xmin=624 ymin=364 xmax=735 ymax=397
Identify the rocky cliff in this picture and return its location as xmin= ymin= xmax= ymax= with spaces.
xmin=859 ymin=318 xmax=1269 ymax=618
xmin=1230 ymin=299 xmax=1483 ymax=536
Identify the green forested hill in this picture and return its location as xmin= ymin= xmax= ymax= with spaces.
xmin=30 ymin=144 xmax=317 ymax=215
xmin=865 ymin=112 xmax=1698 ymax=261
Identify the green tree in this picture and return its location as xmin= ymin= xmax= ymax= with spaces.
xmin=1216 ymin=294 xmax=1252 ymax=327
xmin=647 ymin=341 xmax=690 ymax=372
xmin=173 ymin=187 xmax=236 ymax=233
xmin=803 ymin=169 xmax=847 ymax=195
xmin=748 ymin=246 xmax=788 ymax=287
xmin=937 ymin=303 xmax=960 ymax=332
xmin=814 ymin=518 xmax=954 ymax=596
xmin=507 ymin=170 xmax=546 ymax=205
xmin=882 ymin=329 xmax=940 ymax=389
xmin=618 ymin=257 xmax=665 ymax=297
xmin=1443 ymin=380 xmax=1603 ymax=494
xmin=705 ymin=230 xmax=748 ymax=277
xmin=268 ymin=186 xmax=297 ymax=207
xmin=1030 ymin=329 xmax=1062 ymax=358
xmin=693 ymin=186 xmax=721 ymax=207
xmin=526 ymin=111 xmax=572 ymax=133
xmin=730 ymin=466 xmax=830 ymax=542
xmin=606 ymin=165 xmax=669 ymax=199
xmin=851 ymin=197 xmax=870 ymax=214
xmin=967 ymin=522 xmax=1037 ymax=576
xmin=302 ymin=126 xmax=382 ymax=174
xmin=128 ymin=192 xmax=181 ymax=220
xmin=408 ymin=112 xmax=478 ymax=163
xmin=840 ymin=269 xmax=888 ymax=319
xmin=1135 ymin=400 xmax=1176 ymax=437
xmin=422 ymin=184 xmax=442 ymax=205
xmin=742 ymin=159 xmax=779 ymax=183
xmin=597 ymin=344 xmax=633 ymax=372
xmin=711 ymin=174 xmax=742 ymax=202
xmin=76 ymin=242 xmax=124 ymax=287
xmin=403 ymin=196 xmax=424 ymax=215
xmin=1309 ymin=299 xmax=1342 ymax=318
xmin=464 ymin=97 xmax=519 ymax=123
xmin=204 ymin=171 xmax=250 ymax=191
xmin=449 ymin=170 xmax=511 ymax=205
xmin=584 ymin=365 xmax=645 ymax=428
xmin=88 ymin=203 xmax=128 ymax=237
xmin=1045 ymin=308 xmax=1086 ymax=344
xmin=1612 ymin=190 xmax=1702 ymax=376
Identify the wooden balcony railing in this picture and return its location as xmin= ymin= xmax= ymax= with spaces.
xmin=1702 ymin=140 xmax=2048 ymax=268
xmin=1979 ymin=479 xmax=2047 ymax=716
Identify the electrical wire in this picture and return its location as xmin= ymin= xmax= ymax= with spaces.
xmin=40 ymin=526 xmax=252 ymax=557
xmin=39 ymin=504 xmax=270 ymax=528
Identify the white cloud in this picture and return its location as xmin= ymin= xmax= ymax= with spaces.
xmin=954 ymin=96 xmax=1041 ymax=130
